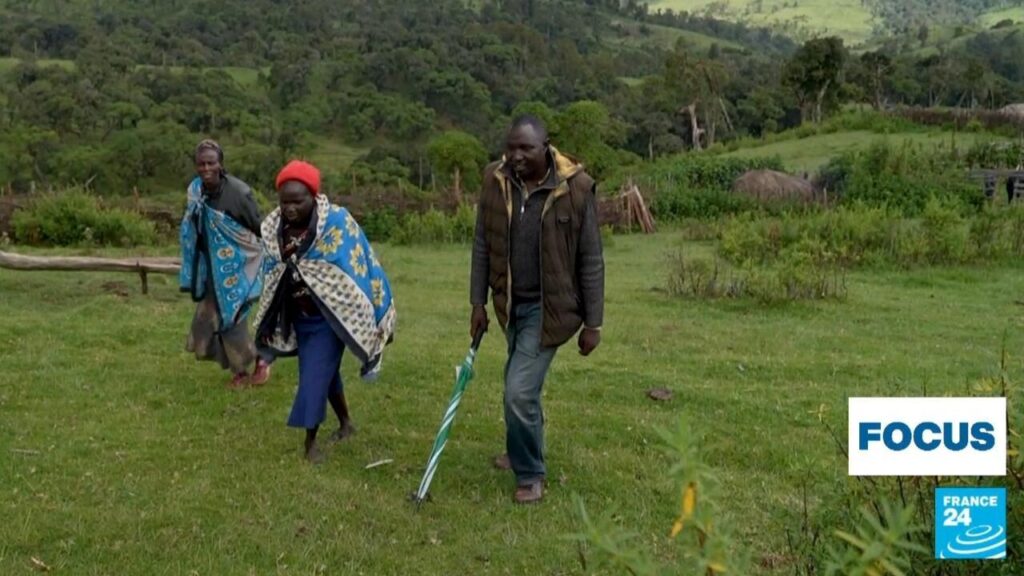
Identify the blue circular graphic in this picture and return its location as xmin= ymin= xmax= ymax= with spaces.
xmin=939 ymin=525 xmax=1006 ymax=559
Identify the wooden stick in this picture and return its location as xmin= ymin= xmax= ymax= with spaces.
xmin=0 ymin=251 xmax=180 ymax=274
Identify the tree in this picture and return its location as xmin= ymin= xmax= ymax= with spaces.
xmin=784 ymin=36 xmax=847 ymax=124
xmin=663 ymin=42 xmax=729 ymax=149
xmin=554 ymin=100 xmax=631 ymax=179
xmin=859 ymin=51 xmax=893 ymax=110
xmin=427 ymin=131 xmax=488 ymax=201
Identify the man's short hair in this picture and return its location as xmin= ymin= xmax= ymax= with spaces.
xmin=509 ymin=114 xmax=548 ymax=141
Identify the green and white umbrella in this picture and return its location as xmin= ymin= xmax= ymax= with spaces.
xmin=413 ymin=330 xmax=485 ymax=506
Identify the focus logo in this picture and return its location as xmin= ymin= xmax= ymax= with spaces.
xmin=935 ymin=487 xmax=1006 ymax=560
xmin=848 ymin=398 xmax=1006 ymax=476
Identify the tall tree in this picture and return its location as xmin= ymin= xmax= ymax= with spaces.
xmin=859 ymin=50 xmax=893 ymax=110
xmin=783 ymin=36 xmax=847 ymax=124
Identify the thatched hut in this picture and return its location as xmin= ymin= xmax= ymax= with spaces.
xmin=732 ymin=169 xmax=817 ymax=203
xmin=998 ymin=103 xmax=1024 ymax=119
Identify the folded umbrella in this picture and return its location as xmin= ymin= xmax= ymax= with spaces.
xmin=413 ymin=330 xmax=485 ymax=506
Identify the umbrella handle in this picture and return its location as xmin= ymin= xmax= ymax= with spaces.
xmin=471 ymin=327 xmax=486 ymax=351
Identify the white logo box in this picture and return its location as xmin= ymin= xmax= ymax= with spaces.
xmin=848 ymin=397 xmax=1006 ymax=477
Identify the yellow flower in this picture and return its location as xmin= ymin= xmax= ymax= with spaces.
xmin=345 ymin=213 xmax=360 ymax=239
xmin=223 ymin=275 xmax=239 ymax=288
xmin=217 ymin=246 xmax=235 ymax=259
xmin=707 ymin=560 xmax=727 ymax=573
xmin=670 ymin=482 xmax=697 ymax=538
xmin=349 ymin=243 xmax=367 ymax=277
xmin=317 ymin=227 xmax=343 ymax=255
xmin=371 ymin=278 xmax=384 ymax=306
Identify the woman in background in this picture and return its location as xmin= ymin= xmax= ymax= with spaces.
xmin=179 ymin=139 xmax=272 ymax=388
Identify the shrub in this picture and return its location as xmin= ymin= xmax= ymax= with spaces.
xmin=12 ymin=190 xmax=157 ymax=247
xmin=665 ymin=248 xmax=847 ymax=303
xmin=360 ymin=207 xmax=401 ymax=243
xmin=822 ymin=141 xmax=983 ymax=216
xmin=717 ymin=203 xmax=1024 ymax=269
xmin=606 ymin=155 xmax=785 ymax=196
xmin=390 ymin=204 xmax=476 ymax=245
xmin=651 ymin=186 xmax=758 ymax=221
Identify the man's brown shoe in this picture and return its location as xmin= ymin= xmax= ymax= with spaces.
xmin=492 ymin=453 xmax=511 ymax=470
xmin=514 ymin=481 xmax=544 ymax=505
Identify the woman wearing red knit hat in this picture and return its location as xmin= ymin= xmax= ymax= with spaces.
xmin=254 ymin=160 xmax=396 ymax=463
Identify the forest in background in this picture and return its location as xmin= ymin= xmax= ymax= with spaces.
xmin=3 ymin=0 xmax=1024 ymax=207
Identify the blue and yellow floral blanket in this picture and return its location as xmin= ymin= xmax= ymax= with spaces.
xmin=253 ymin=194 xmax=396 ymax=380
xmin=179 ymin=177 xmax=263 ymax=330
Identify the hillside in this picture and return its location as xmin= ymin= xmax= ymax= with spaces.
xmin=718 ymin=129 xmax=1007 ymax=173
xmin=0 ymin=0 xmax=802 ymax=199
xmin=4 ymin=0 xmax=1024 ymax=216
xmin=648 ymin=0 xmax=875 ymax=44
xmin=646 ymin=0 xmax=1021 ymax=45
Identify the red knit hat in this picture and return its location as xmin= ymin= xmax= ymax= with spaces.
xmin=276 ymin=160 xmax=321 ymax=195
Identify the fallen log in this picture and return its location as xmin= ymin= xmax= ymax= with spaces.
xmin=0 ymin=251 xmax=180 ymax=294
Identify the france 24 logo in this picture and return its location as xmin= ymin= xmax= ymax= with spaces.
xmin=848 ymin=397 xmax=1006 ymax=476
xmin=935 ymin=487 xmax=1006 ymax=560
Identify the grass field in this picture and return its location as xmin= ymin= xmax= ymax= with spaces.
xmin=0 ymin=58 xmax=263 ymax=87
xmin=1 ymin=232 xmax=1022 ymax=573
xmin=0 ymin=57 xmax=74 ymax=73
xmin=135 ymin=65 xmax=266 ymax=88
xmin=648 ymin=0 xmax=875 ymax=44
xmin=979 ymin=5 xmax=1024 ymax=27
xmin=719 ymin=130 xmax=1007 ymax=173
xmin=306 ymin=137 xmax=370 ymax=173
xmin=608 ymin=17 xmax=744 ymax=52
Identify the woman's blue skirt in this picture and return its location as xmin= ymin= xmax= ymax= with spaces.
xmin=288 ymin=315 xmax=344 ymax=429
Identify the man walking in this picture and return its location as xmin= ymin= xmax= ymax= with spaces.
xmin=470 ymin=116 xmax=604 ymax=504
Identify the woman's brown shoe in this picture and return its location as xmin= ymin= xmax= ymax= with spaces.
xmin=492 ymin=453 xmax=511 ymax=470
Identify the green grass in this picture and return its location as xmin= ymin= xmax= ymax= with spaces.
xmin=134 ymin=65 xmax=266 ymax=87
xmin=648 ymin=0 xmax=875 ymax=44
xmin=305 ymin=137 xmax=370 ymax=173
xmin=901 ymin=20 xmax=1024 ymax=58
xmin=0 ymin=58 xmax=263 ymax=87
xmin=608 ymin=17 xmax=744 ymax=51
xmin=719 ymin=130 xmax=1007 ymax=173
xmin=1 ymin=233 xmax=1023 ymax=573
xmin=0 ymin=57 xmax=75 ymax=73
xmin=979 ymin=5 xmax=1024 ymax=27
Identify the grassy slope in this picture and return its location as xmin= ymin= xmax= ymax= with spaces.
xmin=648 ymin=0 xmax=875 ymax=44
xmin=0 ymin=58 xmax=263 ymax=88
xmin=979 ymin=5 xmax=1024 ymax=27
xmin=719 ymin=130 xmax=1007 ymax=173
xmin=304 ymin=137 xmax=370 ymax=174
xmin=0 ymin=57 xmax=74 ymax=73
xmin=609 ymin=17 xmax=744 ymax=51
xmin=1 ymin=234 xmax=1022 ymax=574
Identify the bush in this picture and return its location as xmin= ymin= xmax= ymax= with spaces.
xmin=390 ymin=204 xmax=476 ymax=245
xmin=823 ymin=141 xmax=983 ymax=216
xmin=606 ymin=155 xmax=785 ymax=196
xmin=665 ymin=248 xmax=847 ymax=303
xmin=651 ymin=186 xmax=758 ymax=221
xmin=718 ymin=203 xmax=1024 ymax=269
xmin=12 ymin=190 xmax=158 ymax=247
xmin=920 ymin=198 xmax=968 ymax=264
xmin=360 ymin=207 xmax=401 ymax=243
xmin=965 ymin=140 xmax=1024 ymax=169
